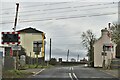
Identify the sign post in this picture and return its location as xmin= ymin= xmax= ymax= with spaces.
xmin=1 ymin=32 xmax=20 ymax=70
xmin=12 ymin=45 xmax=21 ymax=70
xmin=102 ymin=45 xmax=107 ymax=69
xmin=33 ymin=41 xmax=42 ymax=68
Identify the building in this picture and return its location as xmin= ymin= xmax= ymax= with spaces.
xmin=93 ymin=28 xmax=116 ymax=68
xmin=17 ymin=27 xmax=46 ymax=64
xmin=71 ymin=58 xmax=76 ymax=62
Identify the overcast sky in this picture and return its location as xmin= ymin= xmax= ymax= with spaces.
xmin=0 ymin=0 xmax=119 ymax=61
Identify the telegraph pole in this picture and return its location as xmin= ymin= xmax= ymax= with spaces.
xmin=49 ymin=38 xmax=51 ymax=61
xmin=77 ymin=54 xmax=79 ymax=62
xmin=67 ymin=49 xmax=69 ymax=62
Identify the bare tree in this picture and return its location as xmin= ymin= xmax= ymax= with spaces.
xmin=81 ymin=30 xmax=96 ymax=67
xmin=110 ymin=23 xmax=120 ymax=44
xmin=110 ymin=23 xmax=120 ymax=58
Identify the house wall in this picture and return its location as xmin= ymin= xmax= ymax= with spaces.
xmin=94 ymin=40 xmax=103 ymax=67
xmin=19 ymin=33 xmax=43 ymax=58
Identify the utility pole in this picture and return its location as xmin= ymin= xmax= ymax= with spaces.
xmin=49 ymin=38 xmax=51 ymax=61
xmin=67 ymin=49 xmax=69 ymax=62
xmin=77 ymin=54 xmax=79 ymax=62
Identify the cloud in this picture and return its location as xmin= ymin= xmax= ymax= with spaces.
xmin=1 ymin=0 xmax=120 ymax=2
xmin=1 ymin=2 xmax=118 ymax=61
xmin=45 ymin=47 xmax=87 ymax=61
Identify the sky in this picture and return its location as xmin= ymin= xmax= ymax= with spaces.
xmin=0 ymin=0 xmax=119 ymax=61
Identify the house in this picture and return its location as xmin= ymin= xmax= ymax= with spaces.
xmin=17 ymin=27 xmax=46 ymax=64
xmin=71 ymin=58 xmax=76 ymax=62
xmin=93 ymin=28 xmax=117 ymax=68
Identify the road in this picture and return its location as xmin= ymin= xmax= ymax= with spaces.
xmin=29 ymin=65 xmax=119 ymax=80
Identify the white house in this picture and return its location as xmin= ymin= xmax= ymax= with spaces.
xmin=17 ymin=27 xmax=46 ymax=58
xmin=93 ymin=28 xmax=117 ymax=67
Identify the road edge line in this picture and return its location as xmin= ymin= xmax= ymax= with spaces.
xmin=99 ymin=69 xmax=118 ymax=78
xmin=33 ymin=68 xmax=45 ymax=76
xmin=73 ymin=73 xmax=79 ymax=80
xmin=69 ymin=73 xmax=73 ymax=80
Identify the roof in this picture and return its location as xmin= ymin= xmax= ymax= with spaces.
xmin=17 ymin=27 xmax=43 ymax=33
xmin=93 ymin=28 xmax=109 ymax=46
xmin=17 ymin=27 xmax=46 ymax=39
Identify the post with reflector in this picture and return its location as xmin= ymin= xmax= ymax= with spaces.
xmin=42 ymin=33 xmax=45 ymax=66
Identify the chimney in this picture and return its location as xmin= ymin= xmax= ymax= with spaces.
xmin=101 ymin=28 xmax=109 ymax=36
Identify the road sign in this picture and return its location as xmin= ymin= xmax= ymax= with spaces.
xmin=12 ymin=45 xmax=21 ymax=50
xmin=33 ymin=47 xmax=41 ymax=52
xmin=33 ymin=41 xmax=42 ymax=47
xmin=1 ymin=32 xmax=20 ymax=44
xmin=101 ymin=52 xmax=107 ymax=56
xmin=33 ymin=41 xmax=42 ymax=52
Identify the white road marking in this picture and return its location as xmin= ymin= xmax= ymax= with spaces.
xmin=73 ymin=73 xmax=79 ymax=80
xmin=69 ymin=73 xmax=74 ymax=80
xmin=90 ymin=77 xmax=101 ymax=78
xmin=70 ymin=67 xmax=73 ymax=71
xmin=71 ymin=67 xmax=73 ymax=71
xmin=33 ymin=69 xmax=45 ymax=76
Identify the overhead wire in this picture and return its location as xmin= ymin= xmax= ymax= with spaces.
xmin=0 ymin=5 xmax=117 ymax=19
xmin=1 ymin=2 xmax=118 ymax=24
xmin=1 ymin=2 xmax=69 ymax=11
xmin=1 ymin=2 xmax=117 ymax=16
xmin=0 ymin=12 xmax=117 ymax=24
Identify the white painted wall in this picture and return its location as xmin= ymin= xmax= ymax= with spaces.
xmin=19 ymin=33 xmax=43 ymax=58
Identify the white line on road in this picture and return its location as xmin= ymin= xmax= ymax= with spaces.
xmin=73 ymin=73 xmax=79 ymax=80
xmin=33 ymin=69 xmax=45 ymax=76
xmin=71 ymin=67 xmax=73 ymax=71
xmin=69 ymin=73 xmax=74 ymax=80
xmin=69 ymin=72 xmax=79 ymax=80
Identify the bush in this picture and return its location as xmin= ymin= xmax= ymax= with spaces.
xmin=49 ymin=58 xmax=57 ymax=65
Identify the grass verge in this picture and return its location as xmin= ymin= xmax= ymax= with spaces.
xmin=2 ymin=69 xmax=33 ymax=78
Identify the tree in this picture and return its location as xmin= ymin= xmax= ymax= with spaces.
xmin=49 ymin=58 xmax=57 ymax=65
xmin=81 ymin=30 xmax=96 ymax=67
xmin=110 ymin=23 xmax=120 ymax=58
xmin=110 ymin=23 xmax=120 ymax=44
